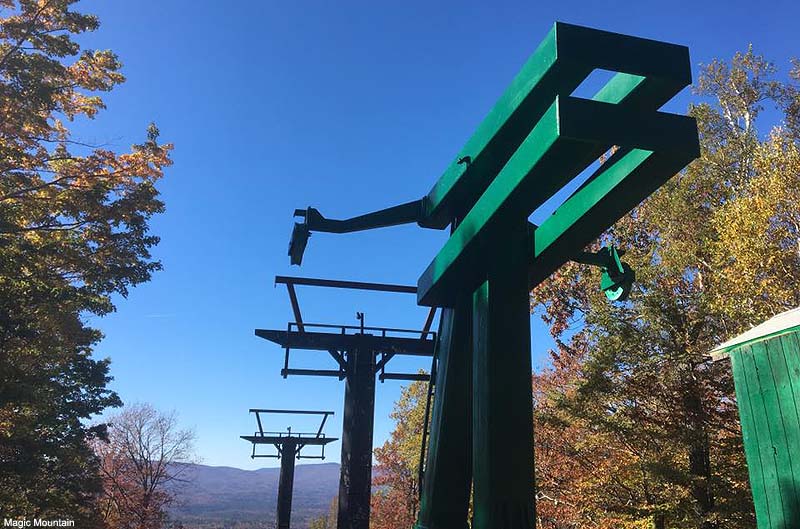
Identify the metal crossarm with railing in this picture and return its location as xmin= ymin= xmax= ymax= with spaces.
xmin=240 ymin=409 xmax=337 ymax=460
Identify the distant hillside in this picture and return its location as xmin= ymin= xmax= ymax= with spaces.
xmin=169 ymin=462 xmax=340 ymax=529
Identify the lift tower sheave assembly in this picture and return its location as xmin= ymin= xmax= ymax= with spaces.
xmin=285 ymin=21 xmax=700 ymax=529
xmin=256 ymin=276 xmax=437 ymax=529
xmin=240 ymin=409 xmax=336 ymax=529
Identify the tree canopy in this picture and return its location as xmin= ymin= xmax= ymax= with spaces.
xmin=370 ymin=378 xmax=428 ymax=529
xmin=0 ymin=0 xmax=172 ymax=522
xmin=92 ymin=404 xmax=197 ymax=529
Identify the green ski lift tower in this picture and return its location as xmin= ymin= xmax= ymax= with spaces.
xmin=286 ymin=21 xmax=699 ymax=529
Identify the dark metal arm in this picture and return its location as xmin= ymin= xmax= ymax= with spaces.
xmin=289 ymin=199 xmax=425 ymax=265
xmin=298 ymin=199 xmax=424 ymax=234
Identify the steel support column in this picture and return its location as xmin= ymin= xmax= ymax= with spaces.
xmin=472 ymin=221 xmax=535 ymax=529
xmin=416 ymin=304 xmax=473 ymax=529
xmin=240 ymin=410 xmax=336 ymax=529
xmin=277 ymin=440 xmax=297 ymax=529
xmin=337 ymin=346 xmax=376 ymax=529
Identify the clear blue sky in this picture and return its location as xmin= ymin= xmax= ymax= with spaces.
xmin=74 ymin=0 xmax=798 ymax=469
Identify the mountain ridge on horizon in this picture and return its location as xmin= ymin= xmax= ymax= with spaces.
xmin=178 ymin=461 xmax=338 ymax=472
xmin=169 ymin=461 xmax=340 ymax=528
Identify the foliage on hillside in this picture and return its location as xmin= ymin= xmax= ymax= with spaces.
xmin=0 ymin=0 xmax=172 ymax=523
xmin=370 ymin=378 xmax=428 ymax=529
xmin=309 ymin=497 xmax=338 ymax=529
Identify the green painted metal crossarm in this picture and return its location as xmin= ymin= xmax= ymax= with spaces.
xmin=420 ymin=21 xmax=691 ymax=229
xmin=529 ymin=142 xmax=699 ymax=289
xmin=417 ymin=95 xmax=698 ymax=306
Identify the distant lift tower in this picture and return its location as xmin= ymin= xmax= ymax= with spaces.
xmin=241 ymin=409 xmax=337 ymax=529
xmin=256 ymin=275 xmax=437 ymax=529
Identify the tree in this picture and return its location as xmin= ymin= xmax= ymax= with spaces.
xmin=370 ymin=378 xmax=428 ymax=529
xmin=531 ymin=47 xmax=799 ymax=529
xmin=532 ymin=340 xmax=642 ymax=529
xmin=0 ymin=0 xmax=172 ymax=522
xmin=309 ymin=497 xmax=338 ymax=529
xmin=92 ymin=404 xmax=197 ymax=529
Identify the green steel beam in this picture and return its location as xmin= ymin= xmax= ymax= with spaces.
xmin=529 ymin=140 xmax=699 ymax=288
xmin=421 ymin=21 xmax=691 ymax=229
xmin=417 ymin=96 xmax=698 ymax=307
xmin=416 ymin=305 xmax=473 ymax=529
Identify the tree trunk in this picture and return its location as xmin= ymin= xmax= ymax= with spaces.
xmin=684 ymin=371 xmax=716 ymax=529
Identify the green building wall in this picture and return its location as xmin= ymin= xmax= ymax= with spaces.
xmin=728 ymin=330 xmax=800 ymax=529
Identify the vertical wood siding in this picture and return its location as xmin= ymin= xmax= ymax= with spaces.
xmin=730 ymin=331 xmax=800 ymax=529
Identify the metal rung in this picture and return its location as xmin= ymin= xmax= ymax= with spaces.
xmin=380 ymin=372 xmax=430 ymax=382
